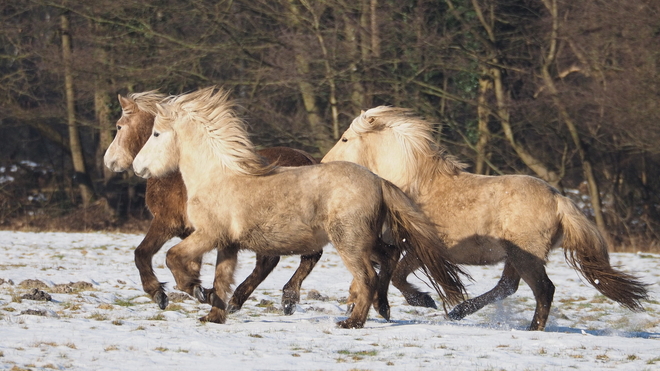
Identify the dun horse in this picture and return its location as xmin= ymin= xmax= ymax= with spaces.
xmin=132 ymin=87 xmax=467 ymax=328
xmin=322 ymin=106 xmax=648 ymax=331
xmin=104 ymin=91 xmax=321 ymax=314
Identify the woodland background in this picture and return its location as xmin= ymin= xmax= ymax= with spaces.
xmin=0 ymin=0 xmax=658 ymax=251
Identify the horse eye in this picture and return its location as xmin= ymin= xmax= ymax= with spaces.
xmin=341 ymin=137 xmax=348 ymax=142
xmin=153 ymin=132 xmax=160 ymax=137
xmin=116 ymin=125 xmax=122 ymax=131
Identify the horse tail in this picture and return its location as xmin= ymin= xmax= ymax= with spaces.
xmin=557 ymin=196 xmax=648 ymax=311
xmin=380 ymin=179 xmax=468 ymax=307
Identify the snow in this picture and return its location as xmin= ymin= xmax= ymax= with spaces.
xmin=0 ymin=231 xmax=658 ymax=370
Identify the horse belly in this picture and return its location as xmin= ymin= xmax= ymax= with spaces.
xmin=446 ymin=236 xmax=507 ymax=265
xmin=239 ymin=224 xmax=328 ymax=256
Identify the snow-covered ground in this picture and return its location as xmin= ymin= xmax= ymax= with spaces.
xmin=0 ymin=231 xmax=658 ymax=370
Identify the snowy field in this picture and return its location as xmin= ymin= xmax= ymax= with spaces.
xmin=0 ymin=231 xmax=658 ymax=370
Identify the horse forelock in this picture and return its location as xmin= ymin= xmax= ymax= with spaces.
xmin=126 ymin=90 xmax=168 ymax=116
xmin=354 ymin=106 xmax=466 ymax=194
xmin=168 ymin=87 xmax=272 ymax=176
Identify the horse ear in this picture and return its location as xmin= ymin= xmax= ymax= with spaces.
xmin=367 ymin=116 xmax=375 ymax=124
xmin=360 ymin=110 xmax=365 ymax=115
xmin=118 ymin=94 xmax=134 ymax=111
xmin=155 ymin=103 xmax=167 ymax=117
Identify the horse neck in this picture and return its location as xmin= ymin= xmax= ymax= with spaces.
xmin=130 ymin=112 xmax=156 ymax=154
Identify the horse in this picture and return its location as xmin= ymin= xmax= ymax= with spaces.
xmin=322 ymin=106 xmax=649 ymax=331
xmin=132 ymin=87 xmax=467 ymax=328
xmin=103 ymin=91 xmax=322 ymax=314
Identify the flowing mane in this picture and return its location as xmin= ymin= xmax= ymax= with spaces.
xmin=352 ymin=106 xmax=466 ymax=194
xmin=160 ymin=87 xmax=271 ymax=175
xmin=127 ymin=90 xmax=169 ymax=116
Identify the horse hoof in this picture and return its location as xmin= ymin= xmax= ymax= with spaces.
xmin=377 ymin=306 xmax=390 ymax=321
xmin=154 ymin=291 xmax=169 ymax=310
xmin=345 ymin=303 xmax=355 ymax=316
xmin=200 ymin=307 xmax=227 ymax=323
xmin=226 ymin=303 xmax=240 ymax=314
xmin=406 ymin=293 xmax=437 ymax=309
xmin=282 ymin=301 xmax=296 ymax=315
xmin=193 ymin=285 xmax=207 ymax=303
xmin=336 ymin=319 xmax=364 ymax=329
xmin=447 ymin=307 xmax=466 ymax=321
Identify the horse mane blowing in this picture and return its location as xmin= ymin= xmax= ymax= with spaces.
xmin=159 ymin=87 xmax=272 ymax=176
xmin=352 ymin=106 xmax=467 ymax=196
xmin=126 ymin=90 xmax=169 ymax=116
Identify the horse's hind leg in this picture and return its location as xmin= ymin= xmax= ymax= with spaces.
xmin=370 ymin=240 xmax=400 ymax=321
xmin=391 ymin=253 xmax=437 ymax=309
xmin=448 ymin=260 xmax=521 ymax=321
xmin=134 ymin=220 xmax=174 ymax=309
xmin=226 ymin=254 xmax=280 ymax=314
xmin=281 ymin=251 xmax=323 ymax=315
xmin=334 ymin=241 xmax=378 ymax=329
xmin=513 ymin=256 xmax=555 ymax=331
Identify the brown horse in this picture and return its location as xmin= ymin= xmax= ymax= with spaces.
xmin=132 ymin=87 xmax=467 ymax=328
xmin=103 ymin=91 xmax=321 ymax=314
xmin=322 ymin=106 xmax=649 ymax=331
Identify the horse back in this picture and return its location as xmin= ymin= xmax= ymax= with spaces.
xmin=257 ymin=147 xmax=317 ymax=167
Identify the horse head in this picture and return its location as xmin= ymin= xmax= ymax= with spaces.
xmin=104 ymin=92 xmax=165 ymax=172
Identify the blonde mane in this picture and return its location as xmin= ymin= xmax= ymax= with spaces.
xmin=352 ymin=106 xmax=466 ymax=194
xmin=161 ymin=87 xmax=271 ymax=176
xmin=127 ymin=90 xmax=169 ymax=116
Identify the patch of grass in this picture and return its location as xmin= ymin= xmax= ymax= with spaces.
xmin=134 ymin=326 xmax=146 ymax=331
xmin=647 ymin=356 xmax=660 ymax=365
xmin=148 ymin=313 xmax=165 ymax=321
xmin=97 ymin=303 xmax=113 ymax=310
xmin=65 ymin=342 xmax=77 ymax=349
xmin=88 ymin=312 xmax=108 ymax=321
xmin=61 ymin=302 xmax=82 ymax=311
xmin=164 ymin=304 xmax=184 ymax=312
xmin=154 ymin=347 xmax=168 ymax=352
xmin=114 ymin=298 xmax=135 ymax=307
xmin=337 ymin=349 xmax=378 ymax=360
xmin=627 ymin=354 xmax=638 ymax=361
xmin=2 ymin=307 xmax=16 ymax=312
xmin=112 ymin=320 xmax=123 ymax=326
xmin=104 ymin=345 xmax=119 ymax=351
xmin=249 ymin=334 xmax=263 ymax=338
xmin=32 ymin=341 xmax=58 ymax=348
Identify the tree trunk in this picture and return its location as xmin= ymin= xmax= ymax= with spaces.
xmin=474 ymin=74 xmax=491 ymax=175
xmin=540 ymin=0 xmax=606 ymax=234
xmin=61 ymin=13 xmax=94 ymax=207
xmin=92 ymin=22 xmax=115 ymax=185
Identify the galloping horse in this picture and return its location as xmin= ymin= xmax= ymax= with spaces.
xmin=322 ymin=106 xmax=648 ymax=331
xmin=132 ymin=87 xmax=467 ymax=328
xmin=104 ymin=91 xmax=321 ymax=314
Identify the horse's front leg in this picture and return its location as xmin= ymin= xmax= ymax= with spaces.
xmin=134 ymin=219 xmax=175 ymax=309
xmin=392 ymin=253 xmax=437 ymax=309
xmin=201 ymin=244 xmax=239 ymax=324
xmin=448 ymin=260 xmax=521 ymax=321
xmin=165 ymin=231 xmax=216 ymax=298
xmin=281 ymin=251 xmax=323 ymax=315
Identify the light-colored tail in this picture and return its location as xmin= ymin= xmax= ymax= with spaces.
xmin=558 ymin=196 xmax=648 ymax=311
xmin=380 ymin=179 xmax=468 ymax=307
